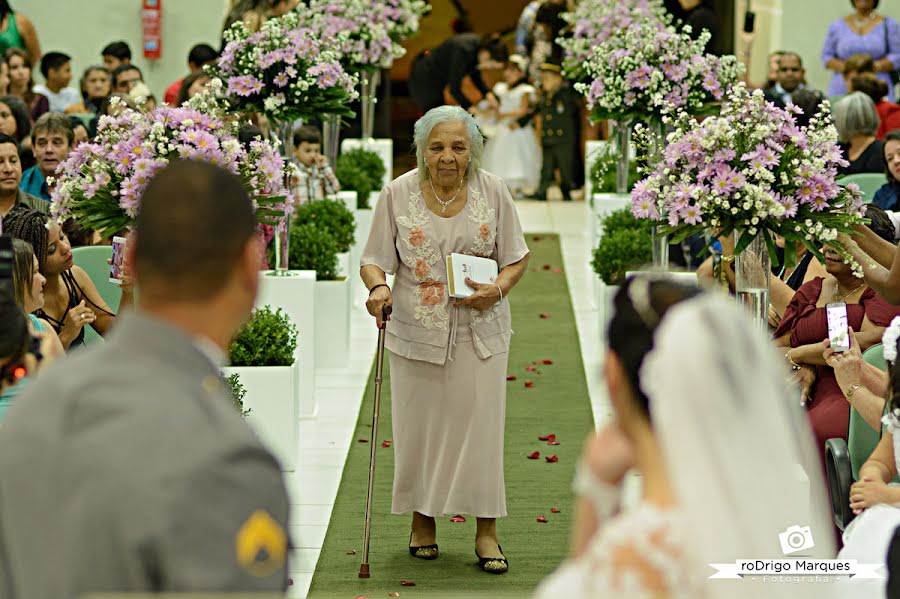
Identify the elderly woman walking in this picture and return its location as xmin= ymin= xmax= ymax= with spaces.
xmin=360 ymin=105 xmax=529 ymax=574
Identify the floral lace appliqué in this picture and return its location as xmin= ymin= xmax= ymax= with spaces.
xmin=397 ymin=191 xmax=449 ymax=331
xmin=466 ymin=185 xmax=499 ymax=324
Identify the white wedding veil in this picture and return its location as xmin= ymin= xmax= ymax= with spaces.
xmin=639 ymin=285 xmax=837 ymax=599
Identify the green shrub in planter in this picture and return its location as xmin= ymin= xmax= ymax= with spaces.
xmin=229 ymin=305 xmax=298 ymax=367
xmin=592 ymin=208 xmax=652 ymax=285
xmin=335 ymin=148 xmax=385 ymax=209
xmin=293 ymin=199 xmax=356 ymax=253
xmin=288 ymin=223 xmax=340 ymax=280
xmin=225 ymin=372 xmax=251 ymax=417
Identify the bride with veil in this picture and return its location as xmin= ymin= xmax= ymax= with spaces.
xmin=535 ymin=276 xmax=841 ymax=599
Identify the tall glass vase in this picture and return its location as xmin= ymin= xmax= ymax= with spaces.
xmin=614 ymin=119 xmax=632 ymax=195
xmin=359 ymin=69 xmax=380 ymax=140
xmin=646 ymin=121 xmax=669 ymax=270
xmin=271 ymin=119 xmax=296 ymax=276
xmin=735 ymin=233 xmax=771 ymax=332
xmin=322 ymin=114 xmax=341 ymax=170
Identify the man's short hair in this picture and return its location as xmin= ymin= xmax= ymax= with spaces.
xmin=31 ymin=112 xmax=74 ymax=147
xmin=187 ymin=43 xmax=218 ymax=68
xmin=112 ymin=64 xmax=143 ymax=86
xmin=777 ymin=52 xmax=803 ymax=69
xmin=134 ymin=160 xmax=257 ymax=301
xmin=101 ymin=41 xmax=132 ymax=62
xmin=39 ymin=52 xmax=71 ymax=79
xmin=293 ymin=125 xmax=321 ymax=146
xmin=0 ymin=132 xmax=21 ymax=157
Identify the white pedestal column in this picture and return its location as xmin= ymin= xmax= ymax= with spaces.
xmin=314 ymin=277 xmax=351 ymax=369
xmin=256 ymin=270 xmax=317 ymax=419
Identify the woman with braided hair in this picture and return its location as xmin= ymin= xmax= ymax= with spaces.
xmin=3 ymin=207 xmax=132 ymax=350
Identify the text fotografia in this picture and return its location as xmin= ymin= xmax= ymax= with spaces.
xmin=708 ymin=560 xmax=883 ymax=579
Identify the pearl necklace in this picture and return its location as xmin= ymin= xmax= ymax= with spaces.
xmin=429 ymin=176 xmax=466 ymax=213
xmin=851 ymin=11 xmax=877 ymax=29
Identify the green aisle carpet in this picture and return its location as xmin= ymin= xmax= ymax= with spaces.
xmin=307 ymin=233 xmax=594 ymax=598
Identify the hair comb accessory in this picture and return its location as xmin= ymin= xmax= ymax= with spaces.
xmin=882 ymin=316 xmax=900 ymax=364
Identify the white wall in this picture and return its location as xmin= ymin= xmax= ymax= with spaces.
xmin=25 ymin=0 xmax=229 ymax=100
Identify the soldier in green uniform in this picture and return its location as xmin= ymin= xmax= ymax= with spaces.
xmin=534 ymin=57 xmax=581 ymax=202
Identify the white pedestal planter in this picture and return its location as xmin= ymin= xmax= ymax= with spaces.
xmin=341 ymin=138 xmax=393 ymax=190
xmin=315 ymin=277 xmax=351 ymax=369
xmin=336 ymin=252 xmax=351 ymax=279
xmin=222 ymin=362 xmax=299 ymax=471
xmin=334 ymin=190 xmax=358 ymax=213
xmin=256 ymin=270 xmax=317 ymax=419
xmin=352 ymin=207 xmax=374 ymax=278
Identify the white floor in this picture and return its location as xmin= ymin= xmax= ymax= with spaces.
xmin=285 ymin=199 xmax=611 ymax=597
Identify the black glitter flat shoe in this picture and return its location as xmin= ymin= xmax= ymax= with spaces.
xmin=409 ymin=532 xmax=439 ymax=560
xmin=476 ymin=544 xmax=508 ymax=574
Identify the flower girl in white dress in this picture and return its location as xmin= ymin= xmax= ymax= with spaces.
xmin=481 ymin=55 xmax=540 ymax=197
xmin=836 ymin=317 xmax=900 ymax=599
xmin=535 ymin=276 xmax=838 ymax=599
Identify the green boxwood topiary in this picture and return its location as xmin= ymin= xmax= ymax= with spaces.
xmin=293 ymin=199 xmax=356 ymax=253
xmin=229 ymin=305 xmax=298 ymax=367
xmin=288 ymin=223 xmax=340 ymax=280
xmin=335 ymin=148 xmax=385 ymax=209
xmin=592 ymin=208 xmax=652 ymax=285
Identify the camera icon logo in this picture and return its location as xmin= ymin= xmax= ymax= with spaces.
xmin=779 ymin=525 xmax=815 ymax=555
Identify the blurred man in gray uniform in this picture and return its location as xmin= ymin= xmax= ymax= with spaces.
xmin=0 ymin=160 xmax=290 ymax=597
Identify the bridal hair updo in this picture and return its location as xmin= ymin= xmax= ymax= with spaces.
xmin=607 ymin=276 xmax=703 ymax=421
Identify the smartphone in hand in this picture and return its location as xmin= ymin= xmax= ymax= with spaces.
xmin=110 ymin=236 xmax=127 ymax=284
xmin=826 ymin=301 xmax=850 ymax=352
xmin=743 ymin=11 xmax=756 ymax=33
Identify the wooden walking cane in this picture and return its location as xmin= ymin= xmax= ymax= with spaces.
xmin=359 ymin=304 xmax=392 ymax=578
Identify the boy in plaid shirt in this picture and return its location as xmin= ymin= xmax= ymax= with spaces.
xmin=292 ymin=125 xmax=341 ymax=203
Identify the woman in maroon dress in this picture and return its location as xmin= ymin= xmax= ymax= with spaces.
xmin=775 ymin=210 xmax=900 ymax=454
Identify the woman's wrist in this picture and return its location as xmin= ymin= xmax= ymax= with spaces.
xmin=368 ymin=283 xmax=389 ymax=295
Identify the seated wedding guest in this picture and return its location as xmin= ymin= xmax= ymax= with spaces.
xmin=174 ymin=71 xmax=209 ymax=107
xmin=0 ymin=290 xmax=57 ymax=421
xmin=835 ymin=91 xmax=885 ymax=176
xmin=292 ymin=124 xmax=340 ymax=204
xmin=88 ymin=92 xmax=136 ymax=137
xmin=79 ymin=64 xmax=110 ymax=113
xmin=873 ymin=130 xmax=900 ymax=211
xmin=361 ymin=105 xmax=529 ymax=573
xmin=10 ymin=237 xmax=62 ymax=354
xmin=775 ymin=208 xmax=898 ymax=456
xmin=764 ymin=52 xmax=818 ymax=108
xmin=6 ymin=48 xmax=46 ymax=120
xmin=843 ymin=52 xmax=876 ymax=91
xmin=0 ymin=55 xmax=8 ymax=96
xmin=3 ymin=207 xmax=131 ymax=350
xmin=33 ymin=51 xmax=85 ymax=113
xmin=111 ymin=63 xmax=143 ymax=94
xmin=769 ymin=232 xmax=829 ymax=327
xmin=852 ymin=74 xmax=900 ymax=139
xmin=791 ymin=88 xmax=827 ymax=129
xmin=833 ymin=321 xmax=900 ymax=598
xmin=68 ymin=116 xmax=88 ymax=146
xmin=0 ymin=94 xmax=31 ymax=168
xmin=0 ymin=161 xmax=290 ymax=596
xmin=164 ymin=43 xmax=217 ymax=105
xmin=61 ymin=218 xmax=100 ymax=247
xmin=0 ymin=133 xmax=45 ymax=218
xmin=20 ymin=112 xmax=71 ymax=200
xmin=535 ymin=277 xmax=834 ymax=599
xmin=100 ymin=40 xmax=131 ymax=72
